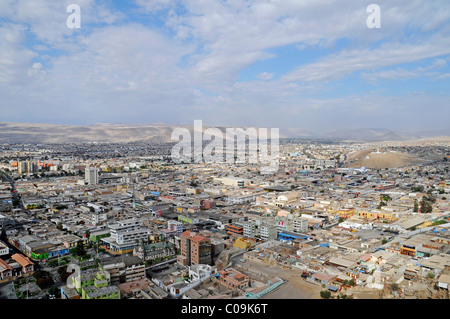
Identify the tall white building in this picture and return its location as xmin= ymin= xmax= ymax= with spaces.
xmin=85 ymin=166 xmax=99 ymax=185
xmin=101 ymin=218 xmax=150 ymax=253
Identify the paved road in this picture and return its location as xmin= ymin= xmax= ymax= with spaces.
xmin=229 ymin=250 xmax=246 ymax=266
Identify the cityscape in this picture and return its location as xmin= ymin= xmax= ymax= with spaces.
xmin=0 ymin=0 xmax=450 ymax=309
xmin=0 ymin=136 xmax=449 ymax=301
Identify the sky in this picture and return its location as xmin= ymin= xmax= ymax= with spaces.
xmin=0 ymin=0 xmax=449 ymax=134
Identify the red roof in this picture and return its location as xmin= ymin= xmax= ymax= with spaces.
xmin=12 ymin=254 xmax=33 ymax=267
xmin=192 ymin=235 xmax=210 ymax=243
xmin=0 ymin=258 xmax=12 ymax=271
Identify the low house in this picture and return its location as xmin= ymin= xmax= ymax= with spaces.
xmin=60 ymin=235 xmax=88 ymax=249
xmin=61 ymin=285 xmax=81 ymax=299
xmin=416 ymin=241 xmax=446 ymax=258
xmin=0 ymin=259 xmax=12 ymax=280
xmin=420 ymin=254 xmax=450 ymax=276
xmin=326 ymin=257 xmax=357 ymax=270
xmin=438 ymin=274 xmax=450 ymax=290
xmin=370 ymin=250 xmax=395 ymax=264
xmin=404 ymin=265 xmax=421 ymax=280
xmin=312 ymin=272 xmax=336 ymax=286
xmin=11 ymin=254 xmax=34 ymax=274
xmin=218 ymin=268 xmax=249 ymax=290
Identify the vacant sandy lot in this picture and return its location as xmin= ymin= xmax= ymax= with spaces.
xmin=241 ymin=259 xmax=322 ymax=299
xmin=346 ymin=151 xmax=420 ymax=169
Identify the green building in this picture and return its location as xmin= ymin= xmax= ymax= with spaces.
xmin=89 ymin=230 xmax=111 ymax=243
xmin=72 ymin=268 xmax=121 ymax=299
xmin=178 ymin=214 xmax=199 ymax=224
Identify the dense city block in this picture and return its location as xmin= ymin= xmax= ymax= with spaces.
xmin=0 ymin=139 xmax=449 ymax=300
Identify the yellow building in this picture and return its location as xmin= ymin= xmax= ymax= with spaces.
xmin=330 ymin=208 xmax=355 ymax=219
xmin=358 ymin=211 xmax=377 ymax=219
xmin=378 ymin=212 xmax=398 ymax=221
xmin=233 ymin=238 xmax=252 ymax=250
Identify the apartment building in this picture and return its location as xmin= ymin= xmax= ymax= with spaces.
xmin=243 ymin=220 xmax=278 ymax=241
xmin=178 ymin=231 xmax=212 ymax=266
xmin=167 ymin=220 xmax=184 ymax=236
xmin=226 ymin=223 xmax=244 ymax=236
xmin=72 ymin=268 xmax=121 ymax=299
xmin=101 ymin=218 xmax=150 ymax=254
xmin=98 ymin=255 xmax=146 ymax=285
xmin=85 ymin=166 xmax=99 ymax=185
xmin=133 ymin=240 xmax=176 ymax=263
xmin=293 ymin=217 xmax=309 ymax=233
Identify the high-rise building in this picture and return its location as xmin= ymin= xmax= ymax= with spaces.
xmin=178 ymin=231 xmax=211 ymax=266
xmin=18 ymin=160 xmax=38 ymax=175
xmin=85 ymin=166 xmax=99 ymax=185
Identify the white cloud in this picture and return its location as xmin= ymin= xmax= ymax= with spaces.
xmin=256 ymin=72 xmax=274 ymax=81
xmin=361 ymin=58 xmax=448 ymax=82
xmin=1 ymin=0 xmax=449 ymax=131
xmin=1 ymin=0 xmax=122 ymax=44
xmin=282 ymin=35 xmax=450 ymax=83
xmin=0 ymin=23 xmax=37 ymax=84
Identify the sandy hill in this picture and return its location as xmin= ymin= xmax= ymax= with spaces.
xmin=0 ymin=122 xmax=281 ymax=144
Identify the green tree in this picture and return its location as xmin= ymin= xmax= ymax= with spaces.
xmin=320 ymin=290 xmax=332 ymax=299
xmin=377 ymin=201 xmax=387 ymax=209
xmin=420 ymin=196 xmax=434 ymax=213
xmin=73 ymin=240 xmax=86 ymax=257
xmin=36 ymin=277 xmax=54 ymax=289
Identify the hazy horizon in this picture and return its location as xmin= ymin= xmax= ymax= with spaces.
xmin=1 ymin=1 xmax=450 ymax=132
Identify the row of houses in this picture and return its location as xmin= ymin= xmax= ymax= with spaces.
xmin=7 ymin=234 xmax=88 ymax=261
xmin=0 ymin=253 xmax=34 ymax=281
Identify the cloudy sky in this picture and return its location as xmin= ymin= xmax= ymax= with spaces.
xmin=1 ymin=0 xmax=449 ymax=133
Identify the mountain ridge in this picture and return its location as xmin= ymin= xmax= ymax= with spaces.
xmin=0 ymin=122 xmax=448 ymax=144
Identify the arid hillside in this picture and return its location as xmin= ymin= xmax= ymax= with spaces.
xmin=345 ymin=150 xmax=428 ymax=169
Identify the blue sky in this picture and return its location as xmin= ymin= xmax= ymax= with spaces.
xmin=0 ymin=0 xmax=449 ymax=133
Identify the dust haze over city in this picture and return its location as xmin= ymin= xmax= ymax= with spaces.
xmin=0 ymin=0 xmax=449 ymax=309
